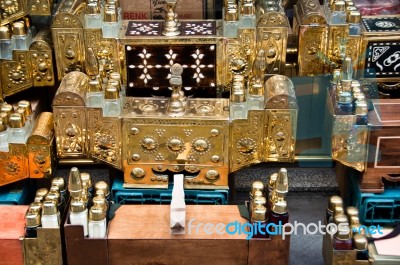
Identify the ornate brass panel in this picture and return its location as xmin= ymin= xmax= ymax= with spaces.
xmin=84 ymin=29 xmax=121 ymax=76
xmin=52 ymin=72 xmax=88 ymax=158
xmin=264 ymin=109 xmax=297 ymax=162
xmin=122 ymin=97 xmax=229 ymax=189
xmin=326 ymin=24 xmax=349 ymax=72
xmin=1 ymin=50 xmax=33 ymax=97
xmin=87 ymin=108 xmax=122 ymax=169
xmin=29 ymin=29 xmax=55 ymax=87
xmin=51 ymin=11 xmax=85 ymax=80
xmin=28 ymin=0 xmax=53 ymax=15
xmin=297 ymin=25 xmax=328 ymax=76
xmin=224 ymin=38 xmax=249 ymax=91
xmin=257 ymin=11 xmax=289 ymax=75
xmin=230 ymin=110 xmax=264 ymax=172
xmin=345 ymin=35 xmax=361 ymax=73
xmin=238 ymin=28 xmax=256 ymax=69
xmin=27 ymin=112 xmax=55 ymax=179
xmin=0 ymin=144 xmax=29 ymax=186
xmin=0 ymin=0 xmax=26 ymax=25
xmin=53 ymin=107 xmax=87 ymax=158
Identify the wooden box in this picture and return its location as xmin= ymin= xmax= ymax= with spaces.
xmin=0 ymin=206 xmax=28 ymax=265
xmin=63 ymin=212 xmax=108 ymax=265
xmin=108 ymin=205 xmax=290 ymax=265
xmin=361 ymin=99 xmax=400 ymax=192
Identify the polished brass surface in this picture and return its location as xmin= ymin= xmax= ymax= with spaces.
xmin=51 ymin=0 xmax=86 ymax=80
xmin=257 ymin=11 xmax=289 ymax=75
xmin=29 ymin=29 xmax=55 ymax=87
xmin=27 ymin=112 xmax=55 ymax=179
xmin=294 ymin=0 xmax=328 ymax=76
xmin=0 ymin=0 xmax=26 ymax=26
xmin=52 ymin=72 xmax=89 ymax=158
xmin=28 ymin=0 xmax=53 ymax=15
xmin=123 ymin=97 xmax=230 ymax=189
xmin=326 ymin=24 xmax=349 ymax=71
xmin=1 ymin=50 xmax=33 ymax=97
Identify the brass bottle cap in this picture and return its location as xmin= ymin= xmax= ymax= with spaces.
xmin=42 ymin=200 xmax=58 ymax=216
xmin=251 ymin=205 xmax=267 ymax=222
xmin=17 ymin=100 xmax=32 ymax=116
xmin=104 ymin=10 xmax=118 ymax=23
xmin=29 ymin=202 xmax=43 ymax=213
xmin=34 ymin=196 xmax=44 ymax=203
xmin=0 ymin=120 xmax=7 ymax=133
xmin=271 ymin=198 xmax=288 ymax=214
xmin=16 ymin=108 xmax=26 ymax=122
xmin=241 ymin=0 xmax=255 ymax=16
xmin=338 ymin=92 xmax=352 ymax=104
xmin=268 ymin=172 xmax=278 ymax=191
xmin=348 ymin=11 xmax=361 ymax=23
xmin=249 ymin=82 xmax=264 ymax=97
xmin=95 ymin=181 xmax=110 ymax=197
xmin=335 ymin=224 xmax=352 ymax=240
xmin=26 ymin=211 xmax=41 ymax=227
xmin=89 ymin=206 xmax=106 ymax=221
xmin=231 ymin=89 xmax=245 ymax=103
xmin=350 ymin=215 xmax=360 ymax=225
xmin=51 ymin=177 xmax=66 ymax=192
xmin=50 ymin=185 xmax=60 ymax=194
xmin=332 ymin=1 xmax=345 ymax=11
xmin=251 ymin=189 xmax=263 ymax=200
xmin=333 ymin=206 xmax=344 ymax=216
xmin=353 ymin=234 xmax=367 ymax=251
xmin=355 ymin=100 xmax=368 ymax=115
xmin=35 ymin=188 xmax=48 ymax=199
xmin=351 ymin=80 xmax=361 ymax=89
xmin=9 ymin=113 xmax=25 ymax=128
xmin=88 ymin=78 xmax=102 ymax=92
xmin=1 ymin=103 xmax=14 ymax=117
xmin=45 ymin=191 xmax=61 ymax=206
xmin=251 ymin=181 xmax=264 ymax=194
xmin=86 ymin=2 xmax=100 ymax=14
xmin=108 ymin=79 xmax=121 ymax=91
xmin=81 ymin=172 xmax=92 ymax=190
xmin=252 ymin=196 xmax=267 ymax=208
xmin=333 ymin=213 xmax=349 ymax=225
xmin=109 ymin=72 xmax=121 ymax=82
xmin=346 ymin=206 xmax=359 ymax=217
xmin=70 ymin=197 xmax=87 ymax=213
xmin=225 ymin=5 xmax=238 ymax=22
xmin=275 ymin=168 xmax=289 ymax=195
xmin=93 ymin=195 xmax=108 ymax=211
xmin=328 ymin=196 xmax=343 ymax=212
xmin=345 ymin=0 xmax=354 ymax=7
xmin=68 ymin=167 xmax=82 ymax=198
xmin=0 ymin=26 xmax=10 ymax=40
xmin=105 ymin=86 xmax=120 ymax=100
xmin=0 ymin=112 xmax=8 ymax=125
xmin=12 ymin=21 xmax=27 ymax=36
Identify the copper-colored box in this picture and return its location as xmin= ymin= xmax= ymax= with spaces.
xmin=0 ymin=206 xmax=28 ymax=265
xmin=108 ymin=205 xmax=289 ymax=265
xmin=63 ymin=211 xmax=108 ymax=265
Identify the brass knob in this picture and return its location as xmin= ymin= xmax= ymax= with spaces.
xmin=141 ymin=137 xmax=158 ymax=152
xmin=168 ymin=138 xmax=184 ymax=152
xmin=193 ymin=138 xmax=209 ymax=153
xmin=205 ymin=170 xmax=219 ymax=181
xmin=131 ymin=168 xmax=145 ymax=179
